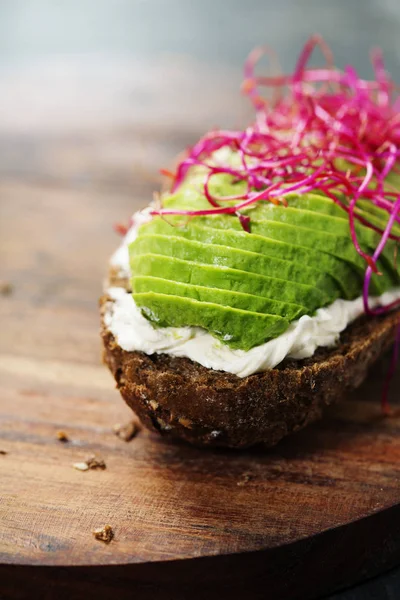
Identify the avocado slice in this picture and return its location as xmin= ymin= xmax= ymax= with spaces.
xmin=139 ymin=218 xmax=364 ymax=298
xmin=285 ymin=193 xmax=348 ymax=218
xmin=161 ymin=181 xmax=398 ymax=282
xmin=131 ymin=234 xmax=341 ymax=299
xmin=133 ymin=291 xmax=290 ymax=350
xmin=133 ymin=276 xmax=306 ymax=320
xmin=248 ymin=206 xmax=398 ymax=288
xmin=287 ymin=192 xmax=400 ymax=238
xmin=194 ymin=215 xmax=393 ymax=293
xmin=130 ymin=253 xmax=330 ymax=310
xmin=356 ymin=199 xmax=400 ymax=236
xmin=250 ymin=203 xmax=385 ymax=249
xmin=163 ymin=186 xmax=395 ymax=256
xmin=276 ymin=195 xmax=400 ymax=279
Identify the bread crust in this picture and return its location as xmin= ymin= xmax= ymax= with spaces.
xmin=100 ymin=289 xmax=399 ymax=448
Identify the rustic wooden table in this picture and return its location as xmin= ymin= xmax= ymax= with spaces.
xmin=0 ymin=57 xmax=399 ymax=600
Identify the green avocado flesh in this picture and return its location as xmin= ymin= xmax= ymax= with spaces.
xmin=134 ymin=277 xmax=305 ymax=319
xmin=131 ymin=255 xmax=328 ymax=309
xmin=129 ymin=163 xmax=399 ymax=350
xmin=135 ymin=292 xmax=288 ymax=349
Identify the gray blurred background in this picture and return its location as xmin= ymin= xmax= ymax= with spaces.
xmin=1 ymin=0 xmax=400 ymax=137
xmin=0 ymin=0 xmax=400 ymax=72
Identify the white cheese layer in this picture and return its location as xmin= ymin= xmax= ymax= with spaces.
xmin=104 ymin=285 xmax=400 ymax=378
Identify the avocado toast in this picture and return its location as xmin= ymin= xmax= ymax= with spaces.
xmin=101 ymin=37 xmax=400 ymax=448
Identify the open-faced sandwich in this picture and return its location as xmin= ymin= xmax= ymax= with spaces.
xmin=101 ymin=36 xmax=400 ymax=448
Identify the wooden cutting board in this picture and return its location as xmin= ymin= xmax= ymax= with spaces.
xmin=0 ymin=61 xmax=399 ymax=600
xmin=1 ymin=177 xmax=400 ymax=600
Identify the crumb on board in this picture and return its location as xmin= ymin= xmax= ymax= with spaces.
xmin=93 ymin=525 xmax=114 ymax=543
xmin=237 ymin=473 xmax=253 ymax=487
xmin=0 ymin=450 xmax=8 ymax=455
xmin=0 ymin=281 xmax=13 ymax=296
xmin=113 ymin=420 xmax=141 ymax=442
xmin=73 ymin=455 xmax=106 ymax=471
xmin=56 ymin=430 xmax=69 ymax=442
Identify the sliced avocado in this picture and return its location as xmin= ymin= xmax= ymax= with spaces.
xmin=133 ymin=291 xmax=289 ymax=350
xmin=282 ymin=194 xmax=400 ymax=273
xmin=140 ymin=217 xmax=364 ymax=298
xmin=194 ymin=215 xmax=392 ymax=293
xmin=356 ymin=199 xmax=400 ymax=236
xmin=132 ymin=161 xmax=399 ymax=351
xmin=131 ymin=234 xmax=341 ymax=299
xmin=161 ymin=181 xmax=398 ymax=285
xmin=130 ymin=253 xmax=330 ymax=310
xmin=383 ymin=169 xmax=400 ymax=193
xmin=163 ymin=187 xmax=395 ymax=257
xmin=133 ymin=276 xmax=307 ymax=320
xmin=248 ymin=206 xmax=398 ymax=288
xmin=162 ymin=178 xmax=244 ymax=212
xmin=249 ymin=203 xmax=385 ymax=249
xmin=287 ymin=191 xmax=400 ymax=237
xmin=285 ymin=193 xmax=348 ymax=219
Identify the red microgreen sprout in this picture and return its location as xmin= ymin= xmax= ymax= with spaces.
xmin=113 ymin=222 xmax=129 ymax=236
xmin=160 ymin=168 xmax=176 ymax=181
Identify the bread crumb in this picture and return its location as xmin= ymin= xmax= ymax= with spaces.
xmin=73 ymin=462 xmax=90 ymax=471
xmin=86 ymin=456 xmax=106 ymax=469
xmin=149 ymin=400 xmax=159 ymax=410
xmin=113 ymin=420 xmax=140 ymax=442
xmin=0 ymin=281 xmax=13 ymax=296
xmin=93 ymin=525 xmax=114 ymax=543
xmin=73 ymin=455 xmax=106 ymax=471
xmin=237 ymin=473 xmax=252 ymax=486
xmin=178 ymin=417 xmax=193 ymax=429
xmin=56 ymin=430 xmax=69 ymax=442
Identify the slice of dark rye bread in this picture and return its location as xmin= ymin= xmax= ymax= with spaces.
xmin=101 ymin=268 xmax=399 ymax=448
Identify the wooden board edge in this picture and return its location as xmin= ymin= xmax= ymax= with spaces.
xmin=1 ymin=502 xmax=399 ymax=600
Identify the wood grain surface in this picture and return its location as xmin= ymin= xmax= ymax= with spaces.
xmin=0 ymin=60 xmax=399 ymax=600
